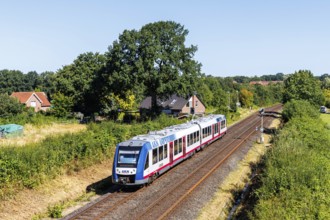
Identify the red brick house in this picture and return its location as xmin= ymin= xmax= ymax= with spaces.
xmin=11 ymin=92 xmax=51 ymax=112
xmin=140 ymin=94 xmax=206 ymax=116
xmin=249 ymin=81 xmax=283 ymax=86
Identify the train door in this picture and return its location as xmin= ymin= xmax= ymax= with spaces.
xmin=212 ymin=124 xmax=215 ymax=138
xmin=218 ymin=122 xmax=221 ymax=135
xmin=169 ymin=142 xmax=174 ymax=164
xmin=183 ymin=136 xmax=186 ymax=156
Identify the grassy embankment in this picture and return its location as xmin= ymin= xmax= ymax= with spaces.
xmin=0 ymin=115 xmax=181 ymax=200
xmin=231 ymin=102 xmax=330 ymax=219
xmin=197 ymin=116 xmax=280 ymax=220
xmin=0 ymin=123 xmax=86 ymax=147
xmin=0 ymin=108 xmax=255 ymax=219
xmin=249 ymin=110 xmax=330 ymax=219
xmin=199 ymin=107 xmax=330 ymax=220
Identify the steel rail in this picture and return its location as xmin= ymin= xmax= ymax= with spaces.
xmin=159 ymin=120 xmax=262 ymax=219
xmin=135 ymin=115 xmax=265 ymax=220
xmin=64 ymin=104 xmax=281 ymax=219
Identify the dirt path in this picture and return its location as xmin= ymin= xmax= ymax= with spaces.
xmin=0 ymin=160 xmax=112 ymax=220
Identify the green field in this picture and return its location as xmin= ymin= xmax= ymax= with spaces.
xmin=320 ymin=113 xmax=330 ymax=124
xmin=320 ymin=113 xmax=330 ymax=139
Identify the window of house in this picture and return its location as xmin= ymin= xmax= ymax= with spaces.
xmin=30 ymin=101 xmax=36 ymax=107
xmin=195 ymin=100 xmax=198 ymax=106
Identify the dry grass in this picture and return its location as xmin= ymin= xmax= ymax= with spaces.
xmin=0 ymin=123 xmax=87 ymax=147
xmin=0 ymin=159 xmax=113 ymax=220
xmin=197 ymin=119 xmax=281 ymax=220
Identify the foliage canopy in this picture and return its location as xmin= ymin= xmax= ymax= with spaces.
xmin=283 ymin=70 xmax=324 ymax=106
xmin=98 ymin=21 xmax=201 ymax=116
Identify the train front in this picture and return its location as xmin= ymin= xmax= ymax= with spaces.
xmin=112 ymin=140 xmax=149 ymax=186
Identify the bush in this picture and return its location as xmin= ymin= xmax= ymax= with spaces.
xmin=282 ymin=100 xmax=319 ymax=122
xmin=0 ymin=114 xmax=180 ymax=199
xmin=0 ymin=94 xmax=24 ymax=117
xmin=252 ymin=112 xmax=330 ymax=219
xmin=0 ymin=111 xmax=70 ymax=126
xmin=47 ymin=204 xmax=63 ymax=218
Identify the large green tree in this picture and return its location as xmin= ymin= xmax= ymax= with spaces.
xmin=23 ymin=71 xmax=40 ymax=91
xmin=100 ymin=21 xmax=201 ymax=116
xmin=0 ymin=94 xmax=24 ymax=117
xmin=0 ymin=69 xmax=25 ymax=94
xmin=53 ymin=52 xmax=106 ymax=113
xmin=283 ymin=70 xmax=325 ymax=106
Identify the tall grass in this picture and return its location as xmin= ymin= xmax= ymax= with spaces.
xmin=251 ymin=108 xmax=330 ymax=219
xmin=0 ymin=114 xmax=180 ymax=199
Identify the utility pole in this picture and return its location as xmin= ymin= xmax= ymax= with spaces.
xmin=260 ymin=108 xmax=264 ymax=143
xmin=227 ymin=91 xmax=230 ymax=109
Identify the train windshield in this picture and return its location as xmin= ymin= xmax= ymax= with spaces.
xmin=117 ymin=146 xmax=141 ymax=167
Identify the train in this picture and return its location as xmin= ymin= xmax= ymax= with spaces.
xmin=112 ymin=114 xmax=227 ymax=186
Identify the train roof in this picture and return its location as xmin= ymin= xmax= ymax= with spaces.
xmin=192 ymin=114 xmax=225 ymax=124
xmin=131 ymin=120 xmax=198 ymax=142
xmin=118 ymin=114 xmax=225 ymax=147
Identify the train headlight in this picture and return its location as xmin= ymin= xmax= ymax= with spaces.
xmin=116 ymin=169 xmax=120 ymax=174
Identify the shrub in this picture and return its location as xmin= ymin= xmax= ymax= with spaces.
xmin=252 ymin=113 xmax=330 ymax=219
xmin=47 ymin=204 xmax=63 ymax=218
xmin=282 ymin=99 xmax=319 ymax=122
xmin=0 ymin=94 xmax=24 ymax=117
xmin=0 ymin=114 xmax=180 ymax=199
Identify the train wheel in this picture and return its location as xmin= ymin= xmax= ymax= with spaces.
xmin=147 ymin=173 xmax=158 ymax=186
xmin=189 ymin=150 xmax=196 ymax=158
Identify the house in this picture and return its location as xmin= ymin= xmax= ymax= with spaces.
xmin=11 ymin=92 xmax=51 ymax=112
xmin=249 ymin=81 xmax=283 ymax=86
xmin=140 ymin=94 xmax=205 ymax=116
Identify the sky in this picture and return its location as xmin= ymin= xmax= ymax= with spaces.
xmin=0 ymin=0 xmax=329 ymax=77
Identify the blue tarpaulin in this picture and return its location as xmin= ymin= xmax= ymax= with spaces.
xmin=0 ymin=124 xmax=24 ymax=138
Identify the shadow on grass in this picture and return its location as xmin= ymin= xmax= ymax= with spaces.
xmin=226 ymin=161 xmax=265 ymax=220
xmin=86 ymin=175 xmax=140 ymax=195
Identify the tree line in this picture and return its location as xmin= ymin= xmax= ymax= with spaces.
xmin=1 ymin=21 xmax=329 ymax=120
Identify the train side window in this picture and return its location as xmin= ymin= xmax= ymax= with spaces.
xmin=208 ymin=126 xmax=211 ymax=136
xmin=144 ymin=153 xmax=149 ymax=170
xmin=164 ymin=144 xmax=168 ymax=159
xmin=159 ymin=145 xmax=164 ymax=161
xmin=179 ymin=138 xmax=182 ymax=153
xmin=221 ymin=120 xmax=226 ymax=128
xmin=174 ymin=140 xmax=178 ymax=155
xmin=193 ymin=132 xmax=196 ymax=143
xmin=190 ymin=133 xmax=193 ymax=145
xmin=187 ymin=135 xmax=190 ymax=146
xmin=197 ymin=131 xmax=200 ymax=141
xmin=152 ymin=148 xmax=158 ymax=164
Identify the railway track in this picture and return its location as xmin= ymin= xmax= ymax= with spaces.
xmin=63 ymin=105 xmax=281 ymax=220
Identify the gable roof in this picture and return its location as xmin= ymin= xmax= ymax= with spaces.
xmin=11 ymin=92 xmax=51 ymax=107
xmin=140 ymin=94 xmax=189 ymax=110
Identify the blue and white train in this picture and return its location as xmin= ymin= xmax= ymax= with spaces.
xmin=112 ymin=114 xmax=227 ymax=186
